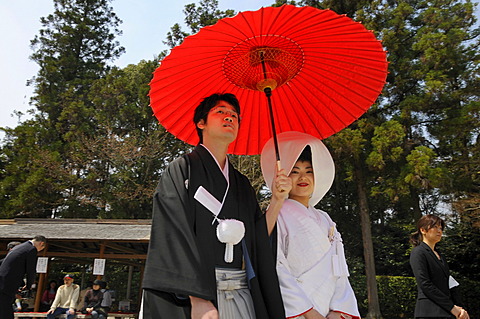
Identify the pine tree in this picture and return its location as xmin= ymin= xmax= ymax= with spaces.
xmin=0 ymin=0 xmax=124 ymax=218
xmin=29 ymin=0 xmax=124 ymax=139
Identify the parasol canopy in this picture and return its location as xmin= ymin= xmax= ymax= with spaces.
xmin=149 ymin=4 xmax=388 ymax=155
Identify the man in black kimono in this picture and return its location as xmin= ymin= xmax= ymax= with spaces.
xmin=141 ymin=93 xmax=288 ymax=318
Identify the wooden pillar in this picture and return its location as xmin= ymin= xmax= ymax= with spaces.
xmin=96 ymin=241 xmax=106 ymax=280
xmin=80 ymin=264 xmax=86 ymax=289
xmin=34 ymin=243 xmax=49 ymax=312
xmin=126 ymin=265 xmax=133 ymax=300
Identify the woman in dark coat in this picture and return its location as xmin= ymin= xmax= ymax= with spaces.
xmin=409 ymin=214 xmax=469 ymax=319
xmin=81 ymin=280 xmax=106 ymax=319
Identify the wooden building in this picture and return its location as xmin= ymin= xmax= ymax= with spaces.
xmin=0 ymin=218 xmax=151 ymax=312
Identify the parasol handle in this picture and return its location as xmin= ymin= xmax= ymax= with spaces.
xmin=259 ymin=51 xmax=281 ymax=168
xmin=264 ymin=87 xmax=281 ymax=168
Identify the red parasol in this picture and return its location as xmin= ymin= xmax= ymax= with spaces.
xmin=149 ymin=5 xmax=388 ymax=156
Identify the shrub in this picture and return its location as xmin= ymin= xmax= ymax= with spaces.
xmin=350 ymin=275 xmax=416 ymax=318
xmin=350 ymin=275 xmax=479 ymax=319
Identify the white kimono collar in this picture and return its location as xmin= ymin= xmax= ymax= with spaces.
xmin=200 ymin=144 xmax=229 ymax=181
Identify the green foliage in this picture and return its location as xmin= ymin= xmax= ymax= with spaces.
xmin=184 ymin=0 xmax=235 ymax=34
xmin=271 ymin=0 xmax=298 ymax=7
xmin=351 ymin=274 xmax=480 ymax=319
xmin=403 ymin=146 xmax=444 ymax=189
xmin=0 ymin=0 xmax=126 ymax=218
xmin=163 ymin=23 xmax=190 ymax=49
xmin=299 ymin=0 xmax=372 ymax=16
xmin=367 ymin=120 xmax=405 ymax=170
xmin=376 ymin=276 xmax=417 ymax=318
xmin=30 ymin=0 xmax=124 ymax=125
xmin=372 ymin=222 xmax=414 ymax=276
xmin=100 ymin=263 xmax=142 ymax=310
xmin=442 ymin=218 xmax=480 ymax=282
xmin=0 ymin=121 xmax=66 ymax=217
xmin=350 ymin=275 xmax=416 ymax=318
xmin=164 ymin=0 xmax=235 ymax=48
xmin=455 ymin=277 xmax=480 ymax=319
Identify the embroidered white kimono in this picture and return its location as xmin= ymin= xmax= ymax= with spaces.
xmin=277 ymin=200 xmax=360 ymax=318
xmin=261 ymin=131 xmax=360 ymax=319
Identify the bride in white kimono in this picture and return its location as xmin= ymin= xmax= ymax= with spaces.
xmin=261 ymin=131 xmax=360 ymax=319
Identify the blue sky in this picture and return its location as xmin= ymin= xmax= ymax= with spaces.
xmin=0 ymin=0 xmax=273 ymax=137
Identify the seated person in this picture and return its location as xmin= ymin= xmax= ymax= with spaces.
xmin=13 ymin=293 xmax=28 ymax=312
xmin=99 ymin=281 xmax=112 ymax=315
xmin=41 ymin=280 xmax=58 ymax=311
xmin=47 ymin=274 xmax=80 ymax=319
xmin=82 ymin=280 xmax=106 ymax=319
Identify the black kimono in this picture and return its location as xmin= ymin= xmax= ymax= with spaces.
xmin=141 ymin=145 xmax=285 ymax=318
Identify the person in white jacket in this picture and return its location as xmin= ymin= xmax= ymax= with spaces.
xmin=47 ymin=274 xmax=80 ymax=319
xmin=261 ymin=131 xmax=360 ymax=319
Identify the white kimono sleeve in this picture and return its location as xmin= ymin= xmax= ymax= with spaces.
xmin=277 ymin=222 xmax=314 ymax=318
xmin=329 ymin=275 xmax=360 ymax=318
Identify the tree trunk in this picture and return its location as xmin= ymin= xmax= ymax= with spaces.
xmin=354 ymin=161 xmax=383 ymax=319
xmin=411 ymin=187 xmax=423 ymax=222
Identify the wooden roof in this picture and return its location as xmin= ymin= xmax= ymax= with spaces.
xmin=0 ymin=219 xmax=152 ymax=261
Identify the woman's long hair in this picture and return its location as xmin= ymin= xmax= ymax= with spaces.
xmin=410 ymin=214 xmax=445 ymax=246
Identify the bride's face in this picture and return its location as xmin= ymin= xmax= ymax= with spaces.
xmin=288 ymin=160 xmax=314 ymax=206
